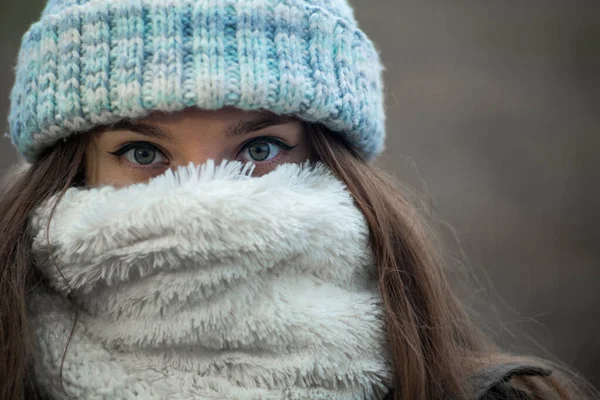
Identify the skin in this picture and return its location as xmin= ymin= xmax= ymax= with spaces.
xmin=85 ymin=107 xmax=311 ymax=187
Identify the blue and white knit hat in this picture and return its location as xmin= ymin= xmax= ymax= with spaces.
xmin=9 ymin=0 xmax=385 ymax=162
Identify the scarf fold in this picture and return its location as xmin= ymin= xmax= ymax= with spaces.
xmin=28 ymin=161 xmax=391 ymax=399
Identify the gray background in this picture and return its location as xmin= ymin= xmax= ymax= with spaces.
xmin=1 ymin=0 xmax=598 ymax=386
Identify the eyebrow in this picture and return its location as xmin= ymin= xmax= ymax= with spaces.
xmin=225 ymin=114 xmax=296 ymax=137
xmin=107 ymin=113 xmax=296 ymax=140
xmin=109 ymin=120 xmax=173 ymax=140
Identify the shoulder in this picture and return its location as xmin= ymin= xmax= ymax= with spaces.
xmin=382 ymin=363 xmax=556 ymax=400
xmin=471 ymin=362 xmax=556 ymax=400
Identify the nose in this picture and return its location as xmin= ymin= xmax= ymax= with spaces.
xmin=175 ymin=139 xmax=230 ymax=168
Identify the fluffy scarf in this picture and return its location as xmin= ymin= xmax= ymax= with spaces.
xmin=28 ymin=162 xmax=392 ymax=400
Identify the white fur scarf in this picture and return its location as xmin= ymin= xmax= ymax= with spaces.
xmin=28 ymin=162 xmax=392 ymax=400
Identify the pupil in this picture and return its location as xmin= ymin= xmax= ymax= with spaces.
xmin=249 ymin=142 xmax=270 ymax=161
xmin=134 ymin=148 xmax=156 ymax=165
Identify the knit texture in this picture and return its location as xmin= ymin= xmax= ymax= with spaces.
xmin=28 ymin=161 xmax=391 ymax=399
xmin=9 ymin=0 xmax=385 ymax=162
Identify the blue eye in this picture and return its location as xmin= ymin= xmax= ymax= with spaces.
xmin=110 ymin=142 xmax=168 ymax=166
xmin=239 ymin=138 xmax=294 ymax=163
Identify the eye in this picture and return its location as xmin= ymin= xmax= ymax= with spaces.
xmin=238 ymin=137 xmax=294 ymax=163
xmin=110 ymin=142 xmax=168 ymax=167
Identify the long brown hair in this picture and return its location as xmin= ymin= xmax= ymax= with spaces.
xmin=308 ymin=124 xmax=484 ymax=398
xmin=0 ymin=124 xmax=595 ymax=399
xmin=0 ymin=135 xmax=87 ymax=400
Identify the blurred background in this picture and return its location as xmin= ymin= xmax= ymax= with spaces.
xmin=1 ymin=0 xmax=598 ymax=387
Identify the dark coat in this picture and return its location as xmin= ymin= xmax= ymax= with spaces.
xmin=383 ymin=362 xmax=554 ymax=400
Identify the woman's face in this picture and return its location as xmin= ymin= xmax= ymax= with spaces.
xmin=85 ymin=108 xmax=310 ymax=187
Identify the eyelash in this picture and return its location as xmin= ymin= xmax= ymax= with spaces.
xmin=108 ymin=136 xmax=297 ymax=169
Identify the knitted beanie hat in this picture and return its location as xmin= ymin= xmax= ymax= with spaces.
xmin=9 ymin=0 xmax=385 ymax=162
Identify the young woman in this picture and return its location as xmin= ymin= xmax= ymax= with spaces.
xmin=1 ymin=0 xmax=596 ymax=399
